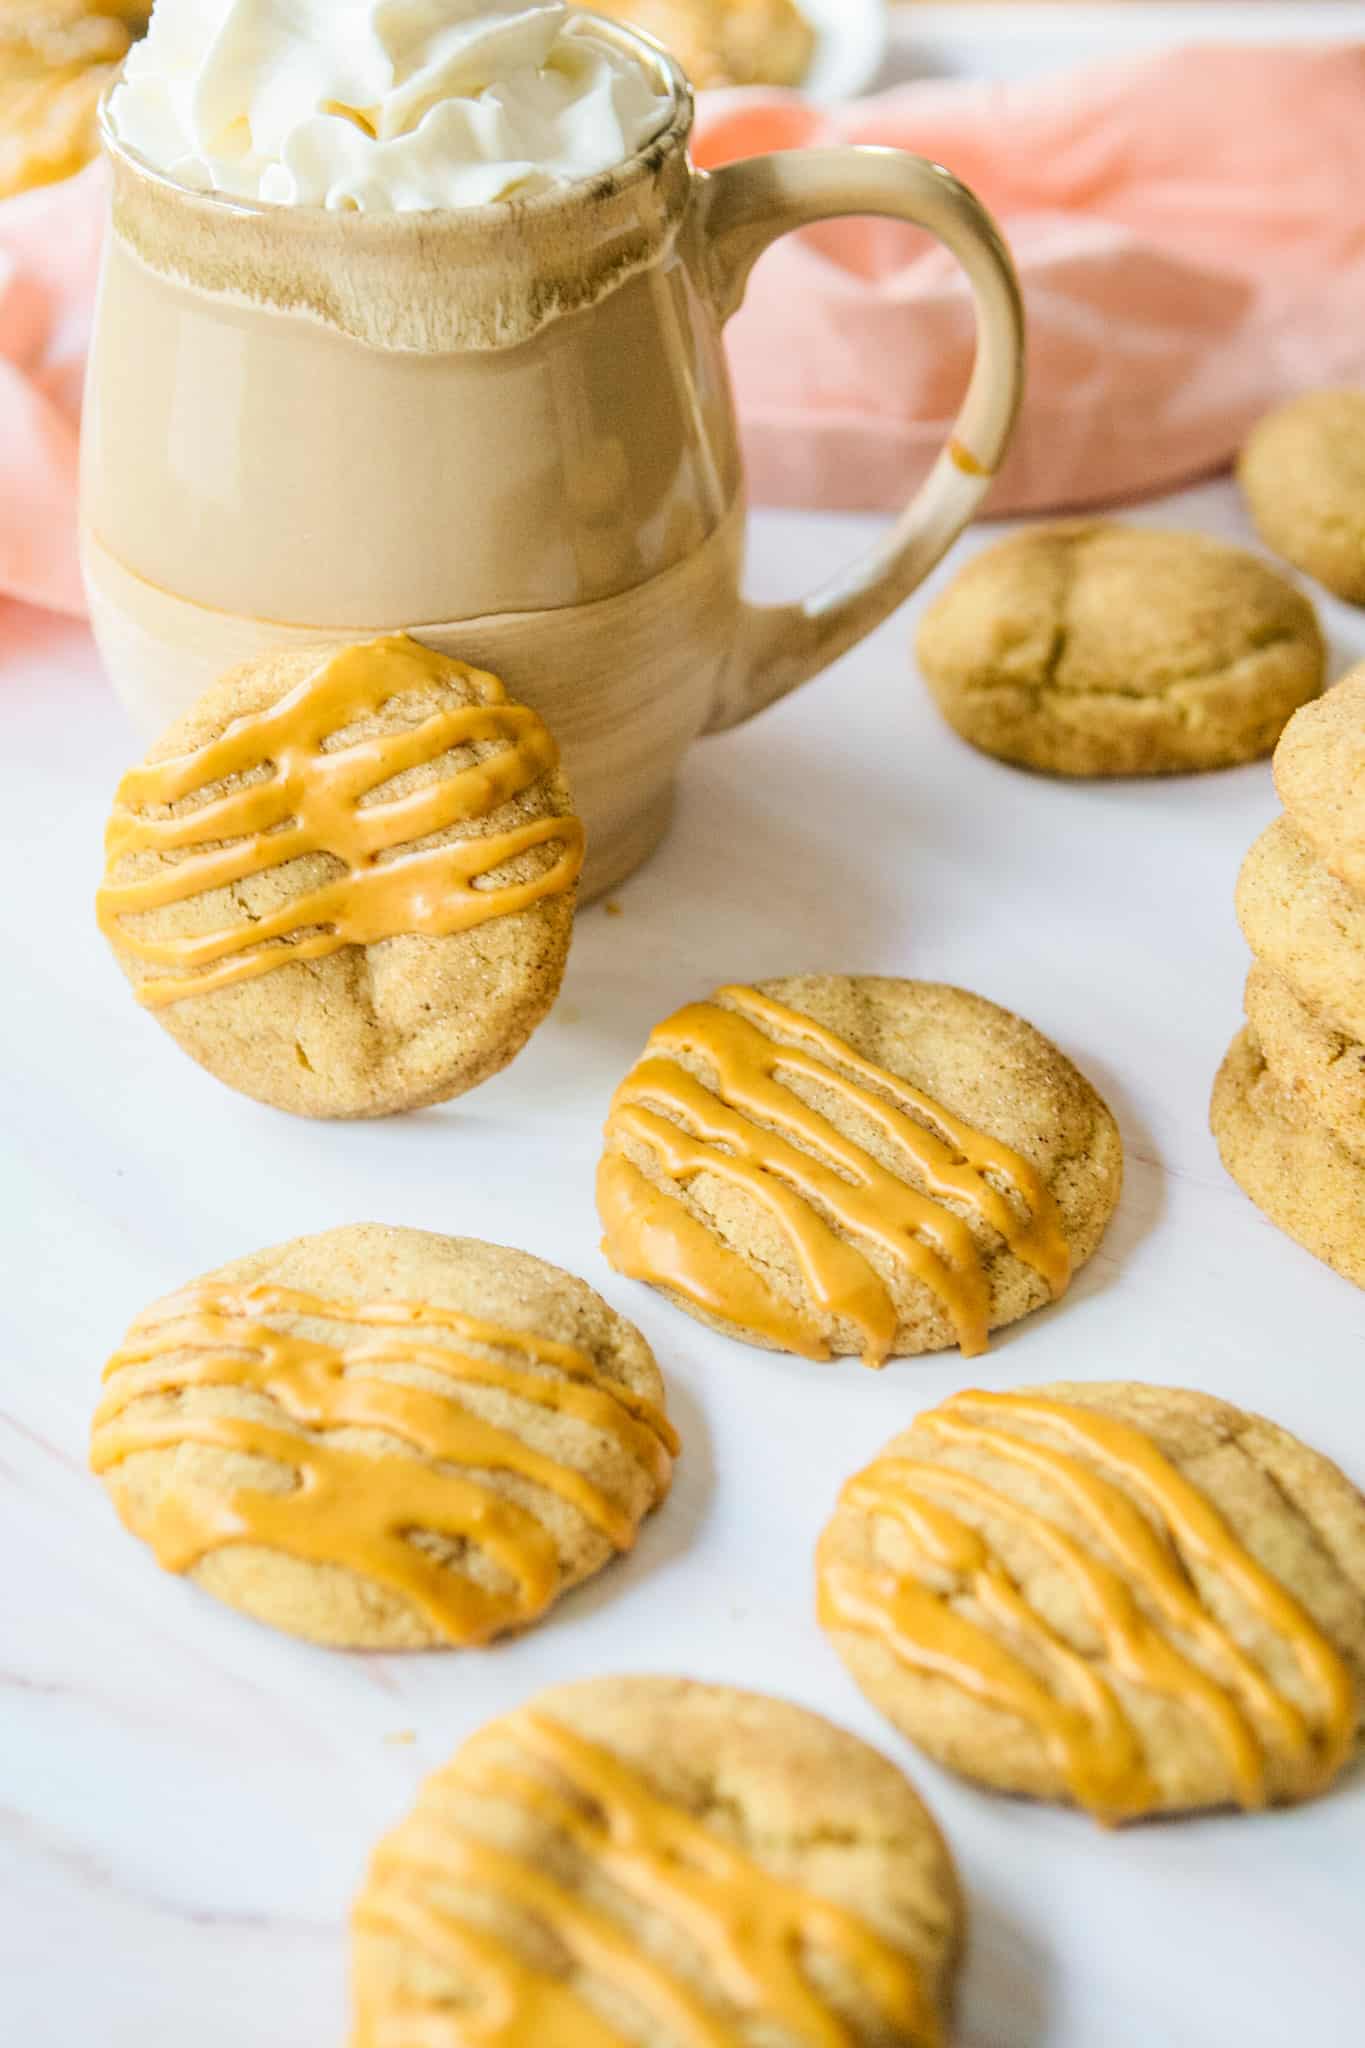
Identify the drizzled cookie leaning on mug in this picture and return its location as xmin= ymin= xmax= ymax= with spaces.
xmin=96 ymin=636 xmax=584 ymax=1118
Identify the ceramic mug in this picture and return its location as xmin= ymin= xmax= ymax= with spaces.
xmin=81 ymin=20 xmax=1024 ymax=897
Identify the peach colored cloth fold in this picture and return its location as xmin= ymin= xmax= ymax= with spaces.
xmin=5 ymin=45 xmax=1365 ymax=622
xmin=693 ymin=43 xmax=1365 ymax=513
xmin=0 ymin=162 xmax=105 ymax=618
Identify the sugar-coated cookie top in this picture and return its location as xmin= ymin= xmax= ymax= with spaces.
xmin=352 ymin=1676 xmax=962 ymax=2046
xmin=819 ymin=1383 xmax=1365 ymax=1821
xmin=599 ymin=976 xmax=1121 ymax=1363
xmin=92 ymin=1225 xmax=673 ymax=1649
xmin=916 ymin=521 xmax=1324 ymax=777
xmin=1274 ymin=663 xmax=1365 ymax=899
xmin=1240 ymin=389 xmax=1365 ymax=603
xmin=97 ymin=635 xmax=582 ymax=1118
xmin=576 ymin=0 xmax=815 ymax=90
xmin=1236 ymin=815 xmax=1365 ymax=1045
xmin=0 ymin=2 xmax=137 ymax=198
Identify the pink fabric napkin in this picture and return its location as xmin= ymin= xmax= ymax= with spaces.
xmin=693 ymin=42 xmax=1365 ymax=513
xmin=5 ymin=44 xmax=1365 ymax=621
xmin=0 ymin=160 xmax=105 ymax=618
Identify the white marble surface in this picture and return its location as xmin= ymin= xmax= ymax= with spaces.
xmin=4 ymin=479 xmax=1365 ymax=2043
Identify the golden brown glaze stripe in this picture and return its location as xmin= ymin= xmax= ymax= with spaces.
xmin=90 ymin=1286 xmax=677 ymax=1645
xmin=817 ymin=1390 xmax=1355 ymax=1821
xmin=96 ymin=635 xmax=584 ymax=1009
xmin=948 ymin=437 xmax=992 ymax=479
xmin=354 ymin=1710 xmax=940 ymax=2047
xmin=600 ymin=986 xmax=1070 ymax=1363
xmin=359 ymin=1895 xmax=633 ymax=2046
xmin=598 ymin=1153 xmax=834 ymax=1363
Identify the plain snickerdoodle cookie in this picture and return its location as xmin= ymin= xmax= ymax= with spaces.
xmin=1244 ymin=964 xmax=1365 ymax=1166
xmin=1211 ymin=1027 xmax=1365 ymax=1290
xmin=351 ymin=1676 xmax=963 ymax=2048
xmin=96 ymin=634 xmax=583 ymax=1119
xmin=818 ymin=1382 xmax=1365 ymax=1822
xmin=915 ymin=522 xmax=1324 ymax=776
xmin=1239 ymin=390 xmax=1365 ymax=604
xmin=90 ymin=1225 xmax=677 ymax=1650
xmin=1273 ymin=664 xmax=1365 ymax=898
xmin=1235 ymin=815 xmax=1365 ymax=1044
xmin=597 ymin=976 xmax=1122 ymax=1365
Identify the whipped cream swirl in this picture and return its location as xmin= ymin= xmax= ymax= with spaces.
xmin=108 ymin=1 xmax=674 ymax=211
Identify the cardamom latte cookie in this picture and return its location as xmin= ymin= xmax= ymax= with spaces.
xmin=96 ymin=635 xmax=584 ymax=1118
xmin=1235 ymin=815 xmax=1365 ymax=1043
xmin=90 ymin=1226 xmax=677 ymax=1650
xmin=916 ymin=523 xmax=1324 ymax=776
xmin=818 ymin=1384 xmax=1365 ymax=1822
xmin=352 ymin=1676 xmax=963 ymax=2048
xmin=1273 ymin=663 xmax=1365 ymax=898
xmin=1211 ymin=1027 xmax=1365 ymax=1289
xmin=576 ymin=0 xmax=816 ymax=89
xmin=598 ymin=977 xmax=1122 ymax=1364
xmin=1239 ymin=389 xmax=1365 ymax=603
xmin=0 ymin=2 xmax=149 ymax=18
xmin=1244 ymin=965 xmax=1365 ymax=1166
xmin=0 ymin=2 xmax=138 ymax=197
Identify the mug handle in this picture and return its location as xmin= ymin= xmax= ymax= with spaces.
xmin=695 ymin=147 xmax=1025 ymax=733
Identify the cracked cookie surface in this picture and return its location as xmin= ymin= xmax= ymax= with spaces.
xmin=915 ymin=522 xmax=1324 ymax=777
xmin=91 ymin=1225 xmax=675 ymax=1650
xmin=597 ymin=976 xmax=1122 ymax=1364
xmin=351 ymin=1675 xmax=962 ymax=2047
xmin=1212 ymin=1026 xmax=1365 ymax=1289
xmin=96 ymin=635 xmax=582 ymax=1118
xmin=818 ymin=1382 xmax=1365 ymax=1820
xmin=1240 ymin=389 xmax=1365 ymax=604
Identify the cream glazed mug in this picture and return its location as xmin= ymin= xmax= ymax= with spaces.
xmin=81 ymin=20 xmax=1024 ymax=897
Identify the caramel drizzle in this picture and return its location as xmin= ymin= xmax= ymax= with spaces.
xmin=354 ymin=1709 xmax=941 ymax=2047
xmin=948 ymin=437 xmax=992 ymax=479
xmin=817 ymin=1390 xmax=1356 ymax=1821
xmin=95 ymin=635 xmax=584 ymax=1009
xmin=90 ymin=1286 xmax=677 ymax=1644
xmin=600 ymin=986 xmax=1070 ymax=1364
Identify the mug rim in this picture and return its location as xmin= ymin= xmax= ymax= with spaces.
xmin=99 ymin=11 xmax=694 ymax=229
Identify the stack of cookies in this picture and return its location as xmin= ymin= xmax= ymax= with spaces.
xmin=1212 ymin=667 xmax=1365 ymax=1288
